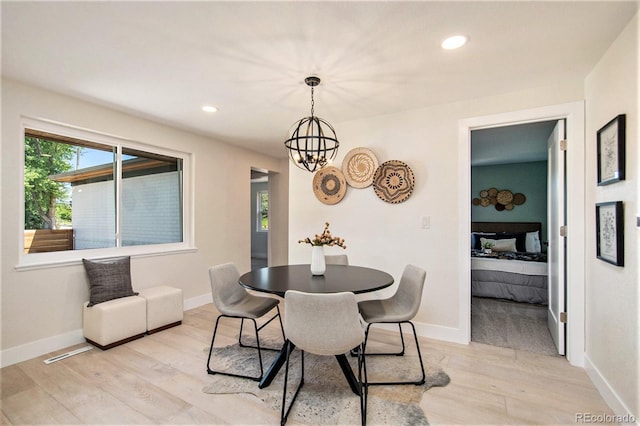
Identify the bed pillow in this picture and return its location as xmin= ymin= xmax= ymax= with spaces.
xmin=83 ymin=256 xmax=138 ymax=307
xmin=471 ymin=232 xmax=495 ymax=250
xmin=482 ymin=232 xmax=527 ymax=252
xmin=480 ymin=237 xmax=517 ymax=252
xmin=526 ymin=231 xmax=542 ymax=253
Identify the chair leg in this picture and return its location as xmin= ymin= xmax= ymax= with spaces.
xmin=358 ymin=341 xmax=368 ymax=426
xmin=280 ymin=341 xmax=304 ymax=425
xmin=362 ymin=321 xmax=425 ymax=386
xmin=238 ymin=307 xmax=284 ymax=352
xmin=207 ymin=315 xmax=265 ymax=381
xmin=350 ymin=322 xmax=406 ymax=357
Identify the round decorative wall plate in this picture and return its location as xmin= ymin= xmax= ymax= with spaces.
xmin=372 ymin=160 xmax=415 ymax=204
xmin=512 ymin=193 xmax=526 ymax=205
xmin=313 ymin=166 xmax=347 ymax=205
xmin=342 ymin=147 xmax=379 ymax=188
xmin=496 ymin=190 xmax=514 ymax=205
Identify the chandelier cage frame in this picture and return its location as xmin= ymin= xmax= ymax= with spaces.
xmin=284 ymin=76 xmax=340 ymax=173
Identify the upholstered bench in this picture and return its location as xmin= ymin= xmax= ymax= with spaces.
xmin=83 ymin=295 xmax=147 ymax=350
xmin=138 ymin=286 xmax=184 ymax=334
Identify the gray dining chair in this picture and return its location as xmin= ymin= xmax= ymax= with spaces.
xmin=325 ymin=254 xmax=349 ymax=265
xmin=356 ymin=264 xmax=426 ymax=386
xmin=280 ymin=290 xmax=367 ymax=426
xmin=206 ymin=263 xmax=284 ymax=381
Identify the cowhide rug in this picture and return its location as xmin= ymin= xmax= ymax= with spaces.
xmin=202 ymin=337 xmax=449 ymax=425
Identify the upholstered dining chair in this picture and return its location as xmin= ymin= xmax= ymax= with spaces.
xmin=280 ymin=290 xmax=367 ymax=426
xmin=207 ymin=263 xmax=284 ymax=381
xmin=325 ymin=254 xmax=349 ymax=265
xmin=356 ymin=264 xmax=426 ymax=386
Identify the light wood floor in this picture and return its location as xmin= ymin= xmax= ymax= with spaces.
xmin=1 ymin=303 xmax=613 ymax=425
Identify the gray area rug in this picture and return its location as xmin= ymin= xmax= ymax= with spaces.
xmin=471 ymin=296 xmax=560 ymax=356
xmin=203 ymin=337 xmax=450 ymax=425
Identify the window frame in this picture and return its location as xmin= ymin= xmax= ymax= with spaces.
xmin=17 ymin=117 xmax=195 ymax=271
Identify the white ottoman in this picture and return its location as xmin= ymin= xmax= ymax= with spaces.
xmin=138 ymin=286 xmax=183 ymax=334
xmin=83 ymin=296 xmax=147 ymax=350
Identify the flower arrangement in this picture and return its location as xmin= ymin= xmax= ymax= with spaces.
xmin=299 ymin=222 xmax=346 ymax=249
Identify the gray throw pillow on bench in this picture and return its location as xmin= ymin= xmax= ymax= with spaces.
xmin=83 ymin=256 xmax=138 ymax=307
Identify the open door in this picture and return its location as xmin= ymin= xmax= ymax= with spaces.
xmin=547 ymin=120 xmax=566 ymax=355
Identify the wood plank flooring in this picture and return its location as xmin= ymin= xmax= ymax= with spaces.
xmin=1 ymin=303 xmax=614 ymax=425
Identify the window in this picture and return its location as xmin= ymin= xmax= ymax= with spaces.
xmin=20 ymin=119 xmax=192 ymax=267
xmin=257 ymin=190 xmax=269 ymax=232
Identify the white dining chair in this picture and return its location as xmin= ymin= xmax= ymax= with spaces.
xmin=206 ymin=263 xmax=284 ymax=381
xmin=325 ymin=254 xmax=349 ymax=265
xmin=280 ymin=290 xmax=367 ymax=425
xmin=356 ymin=264 xmax=426 ymax=386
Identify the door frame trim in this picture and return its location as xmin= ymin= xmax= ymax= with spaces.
xmin=458 ymin=101 xmax=585 ymax=367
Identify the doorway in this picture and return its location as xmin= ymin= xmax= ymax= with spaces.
xmin=458 ymin=101 xmax=586 ymax=367
xmin=251 ymin=168 xmax=269 ymax=269
xmin=469 ymin=120 xmax=562 ymax=356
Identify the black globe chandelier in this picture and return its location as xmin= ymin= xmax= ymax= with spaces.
xmin=284 ymin=76 xmax=339 ymax=173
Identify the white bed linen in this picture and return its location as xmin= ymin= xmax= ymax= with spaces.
xmin=471 ymin=257 xmax=547 ymax=276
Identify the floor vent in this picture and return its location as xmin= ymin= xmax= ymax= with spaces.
xmin=44 ymin=345 xmax=93 ymax=364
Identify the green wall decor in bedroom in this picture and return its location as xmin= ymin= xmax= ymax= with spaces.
xmin=471 ymin=161 xmax=548 ymax=242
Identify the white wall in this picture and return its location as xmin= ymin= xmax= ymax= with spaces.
xmin=584 ymin=13 xmax=639 ymax=418
xmin=289 ymin=79 xmax=585 ymax=337
xmin=0 ymin=78 xmax=289 ymax=365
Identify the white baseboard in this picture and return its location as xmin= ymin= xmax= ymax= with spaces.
xmin=0 ymin=328 xmax=85 ymax=368
xmin=371 ymin=320 xmax=468 ymax=345
xmin=184 ymin=292 xmax=211 ymax=310
xmin=584 ymin=354 xmax=638 ymax=423
xmin=1 ymin=292 xmax=213 ymax=368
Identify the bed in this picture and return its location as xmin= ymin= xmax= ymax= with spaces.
xmin=471 ymin=222 xmax=548 ymax=304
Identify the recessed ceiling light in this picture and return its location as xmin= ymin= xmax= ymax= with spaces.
xmin=202 ymin=105 xmax=218 ymax=113
xmin=441 ymin=35 xmax=468 ymax=50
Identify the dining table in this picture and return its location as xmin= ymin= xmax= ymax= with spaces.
xmin=238 ymin=263 xmax=394 ymax=394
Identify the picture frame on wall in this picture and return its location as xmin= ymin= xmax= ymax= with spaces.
xmin=597 ymin=114 xmax=626 ymax=186
xmin=596 ymin=201 xmax=624 ymax=266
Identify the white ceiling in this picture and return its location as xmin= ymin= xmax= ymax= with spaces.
xmin=2 ymin=1 xmax=637 ymax=160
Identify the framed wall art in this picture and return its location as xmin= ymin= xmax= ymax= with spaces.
xmin=596 ymin=201 xmax=624 ymax=266
xmin=597 ymin=114 xmax=626 ymax=186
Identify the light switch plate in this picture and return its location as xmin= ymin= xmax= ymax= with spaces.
xmin=420 ymin=216 xmax=430 ymax=229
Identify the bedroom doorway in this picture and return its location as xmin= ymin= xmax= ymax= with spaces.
xmin=470 ymin=120 xmax=563 ymax=356
xmin=460 ymin=101 xmax=585 ymax=366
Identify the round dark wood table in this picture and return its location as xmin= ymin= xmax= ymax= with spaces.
xmin=238 ymin=264 xmax=394 ymax=393
xmin=239 ymin=264 xmax=394 ymax=297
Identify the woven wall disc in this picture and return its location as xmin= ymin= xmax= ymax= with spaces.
xmin=496 ymin=190 xmax=514 ymax=205
xmin=495 ymin=203 xmax=505 ymax=211
xmin=372 ymin=160 xmax=415 ymax=204
xmin=312 ymin=166 xmax=347 ymax=205
xmin=505 ymin=203 xmax=514 ymax=210
xmin=480 ymin=198 xmax=490 ymax=207
xmin=488 ymin=188 xmax=498 ymax=197
xmin=342 ymin=147 xmax=379 ymax=188
xmin=472 ymin=198 xmax=481 ymax=206
xmin=512 ymin=193 xmax=526 ymax=205
xmin=479 ymin=189 xmax=489 ymax=198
